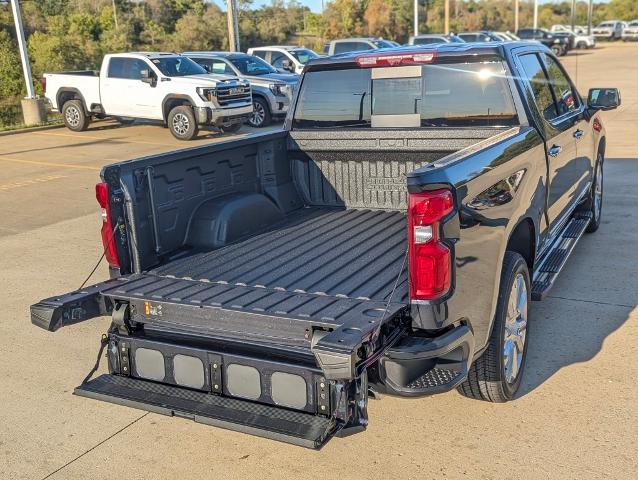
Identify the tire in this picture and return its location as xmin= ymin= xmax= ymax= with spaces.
xmin=581 ymin=154 xmax=604 ymax=233
xmin=114 ymin=116 xmax=135 ymax=125
xmin=247 ymin=97 xmax=272 ymax=128
xmin=62 ymin=99 xmax=90 ymax=132
xmin=168 ymin=105 xmax=198 ymax=140
xmin=458 ymin=251 xmax=531 ymax=403
xmin=550 ymin=45 xmax=562 ymax=56
xmin=219 ymin=122 xmax=242 ymax=134
xmin=576 ymin=41 xmax=587 ymax=49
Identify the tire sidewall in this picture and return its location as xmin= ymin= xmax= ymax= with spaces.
xmin=496 ymin=253 xmax=531 ymax=399
xmin=247 ymin=97 xmax=271 ymax=128
xmin=168 ymin=106 xmax=197 ymax=140
xmin=587 ymin=155 xmax=604 ymax=232
xmin=62 ymin=100 xmax=88 ymax=132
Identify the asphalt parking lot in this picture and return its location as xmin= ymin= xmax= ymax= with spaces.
xmin=1 ymin=44 xmax=636 ymax=479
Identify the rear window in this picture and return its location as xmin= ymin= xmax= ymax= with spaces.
xmin=293 ymin=60 xmax=519 ymax=129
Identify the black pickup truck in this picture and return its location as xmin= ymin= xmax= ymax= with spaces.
xmin=32 ymin=43 xmax=620 ymax=448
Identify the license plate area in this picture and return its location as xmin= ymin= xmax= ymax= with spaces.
xmin=107 ymin=333 xmax=330 ymax=416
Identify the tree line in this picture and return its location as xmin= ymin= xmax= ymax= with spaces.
xmin=1 ymin=0 xmax=637 ymax=104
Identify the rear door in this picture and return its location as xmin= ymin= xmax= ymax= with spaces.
xmin=515 ymin=51 xmax=580 ymax=236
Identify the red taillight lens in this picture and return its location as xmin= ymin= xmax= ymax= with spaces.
xmin=95 ymin=182 xmax=120 ymax=268
xmin=408 ymin=189 xmax=454 ymax=301
xmin=355 ymin=52 xmax=436 ymax=67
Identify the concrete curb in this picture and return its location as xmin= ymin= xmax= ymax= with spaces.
xmin=0 ymin=123 xmax=64 ymax=137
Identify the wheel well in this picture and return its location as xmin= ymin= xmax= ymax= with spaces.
xmin=57 ymin=90 xmax=86 ymax=112
xmin=598 ymin=136 xmax=606 ymax=159
xmin=506 ymin=218 xmax=535 ymax=271
xmin=163 ymin=97 xmax=193 ymax=121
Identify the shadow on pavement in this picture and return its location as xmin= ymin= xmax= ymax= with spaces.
xmin=517 ymin=158 xmax=637 ymax=397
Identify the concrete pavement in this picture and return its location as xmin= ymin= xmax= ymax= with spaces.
xmin=0 ymin=44 xmax=636 ymax=480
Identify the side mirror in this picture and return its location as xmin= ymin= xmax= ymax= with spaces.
xmin=588 ymin=88 xmax=621 ymax=111
xmin=140 ymin=69 xmax=154 ymax=84
xmin=282 ymin=59 xmax=294 ymax=73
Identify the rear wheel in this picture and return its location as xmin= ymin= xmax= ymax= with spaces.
xmin=168 ymin=105 xmax=198 ymax=140
xmin=550 ymin=45 xmax=563 ymax=56
xmin=576 ymin=41 xmax=587 ymax=49
xmin=458 ymin=252 xmax=530 ymax=402
xmin=62 ymin=99 xmax=90 ymax=132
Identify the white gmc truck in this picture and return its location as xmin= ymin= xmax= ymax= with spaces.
xmin=43 ymin=52 xmax=253 ymax=140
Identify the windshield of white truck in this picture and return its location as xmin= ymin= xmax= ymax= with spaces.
xmin=230 ymin=56 xmax=277 ymax=75
xmin=289 ymin=49 xmax=319 ymax=64
xmin=293 ymin=60 xmax=519 ymax=128
xmin=151 ymin=57 xmax=207 ymax=77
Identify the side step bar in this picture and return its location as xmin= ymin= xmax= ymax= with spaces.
xmin=76 ymin=375 xmax=339 ymax=449
xmin=531 ymin=213 xmax=591 ymax=300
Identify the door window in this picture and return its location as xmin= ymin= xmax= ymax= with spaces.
xmin=252 ymin=50 xmax=267 ymax=60
xmin=107 ymin=58 xmax=149 ymax=80
xmin=542 ymin=54 xmax=579 ymax=116
xmin=518 ymin=53 xmax=559 ymax=122
xmin=334 ymin=42 xmax=368 ymax=54
xmin=270 ymin=52 xmax=288 ymax=69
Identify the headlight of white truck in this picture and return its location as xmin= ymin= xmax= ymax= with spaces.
xmin=197 ymin=87 xmax=216 ymax=102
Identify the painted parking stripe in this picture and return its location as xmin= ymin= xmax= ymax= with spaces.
xmin=0 ymin=174 xmax=68 ymax=192
xmin=0 ymin=155 xmax=101 ymax=171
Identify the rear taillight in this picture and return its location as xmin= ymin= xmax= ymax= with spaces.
xmin=408 ymin=189 xmax=454 ymax=301
xmin=95 ymin=182 xmax=120 ymax=268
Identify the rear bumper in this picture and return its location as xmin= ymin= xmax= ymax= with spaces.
xmin=372 ymin=325 xmax=474 ymax=397
xmin=195 ymin=104 xmax=253 ymax=126
xmin=622 ymin=33 xmax=638 ymax=40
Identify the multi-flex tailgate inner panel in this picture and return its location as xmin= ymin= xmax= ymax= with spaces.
xmin=76 ymin=374 xmax=338 ymax=449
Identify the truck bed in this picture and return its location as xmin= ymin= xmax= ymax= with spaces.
xmin=102 ymin=207 xmax=408 ymax=345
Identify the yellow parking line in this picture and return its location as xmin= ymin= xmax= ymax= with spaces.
xmin=0 ymin=174 xmax=68 ymax=192
xmin=0 ymin=155 xmax=101 ymax=171
xmin=34 ymin=131 xmax=178 ymax=147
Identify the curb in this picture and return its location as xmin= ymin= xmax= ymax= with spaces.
xmin=0 ymin=123 xmax=64 ymax=137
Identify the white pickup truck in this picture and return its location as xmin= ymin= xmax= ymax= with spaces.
xmin=43 ymin=52 xmax=254 ymax=140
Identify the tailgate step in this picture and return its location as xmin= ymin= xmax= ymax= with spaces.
xmin=531 ymin=214 xmax=591 ymax=300
xmin=75 ymin=375 xmax=338 ymax=449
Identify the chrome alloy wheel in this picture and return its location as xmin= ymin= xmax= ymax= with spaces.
xmin=593 ymin=161 xmax=603 ymax=222
xmin=250 ymin=100 xmax=266 ymax=127
xmin=503 ymin=273 xmax=528 ymax=384
xmin=172 ymin=113 xmax=190 ymax=136
xmin=65 ymin=106 xmax=80 ymax=127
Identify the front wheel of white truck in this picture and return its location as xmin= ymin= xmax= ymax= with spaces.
xmin=168 ymin=105 xmax=198 ymax=140
xmin=458 ymin=251 xmax=531 ymax=402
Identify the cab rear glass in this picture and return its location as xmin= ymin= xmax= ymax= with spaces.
xmin=292 ymin=60 xmax=519 ymax=129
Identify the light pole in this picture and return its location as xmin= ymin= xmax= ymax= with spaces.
xmin=226 ymin=0 xmax=240 ymax=52
xmin=587 ymin=0 xmax=593 ymax=35
xmin=514 ymin=0 xmax=519 ymax=33
xmin=445 ymin=0 xmax=450 ymax=35
xmin=533 ymin=0 xmax=538 ymax=30
xmin=10 ymin=0 xmax=46 ymax=125
xmin=414 ymin=0 xmax=418 ymax=37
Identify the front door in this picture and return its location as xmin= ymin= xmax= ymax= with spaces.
xmin=516 ymin=51 xmax=579 ymax=236
xmin=101 ymin=57 xmax=159 ymax=119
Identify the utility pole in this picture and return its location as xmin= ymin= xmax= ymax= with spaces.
xmin=570 ymin=0 xmax=576 ymax=32
xmin=514 ymin=0 xmax=519 ymax=33
xmin=587 ymin=0 xmax=593 ymax=35
xmin=10 ymin=0 xmax=34 ymax=99
xmin=226 ymin=0 xmax=240 ymax=52
xmin=444 ymin=0 xmax=450 ymax=35
xmin=10 ymin=0 xmax=46 ymax=125
xmin=533 ymin=0 xmax=538 ymax=30
xmin=414 ymin=0 xmax=418 ymax=37
xmin=112 ymin=0 xmax=119 ymax=30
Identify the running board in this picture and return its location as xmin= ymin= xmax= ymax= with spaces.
xmin=531 ymin=213 xmax=591 ymax=300
xmin=75 ymin=375 xmax=339 ymax=449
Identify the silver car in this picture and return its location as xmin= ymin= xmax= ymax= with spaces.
xmin=184 ymin=52 xmax=299 ymax=128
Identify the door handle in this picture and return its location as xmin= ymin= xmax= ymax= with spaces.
xmin=573 ymin=129 xmax=584 ymax=139
xmin=548 ymin=145 xmax=562 ymax=157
